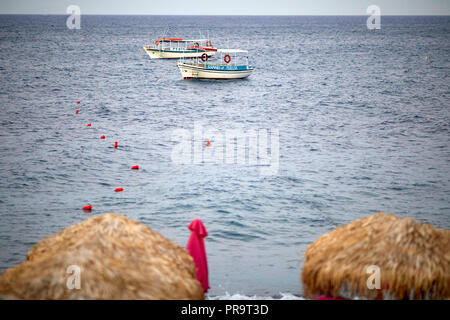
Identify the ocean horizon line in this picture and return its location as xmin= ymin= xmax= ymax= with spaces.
xmin=1 ymin=13 xmax=449 ymax=17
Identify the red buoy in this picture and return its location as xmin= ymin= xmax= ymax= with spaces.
xmin=75 ymin=109 xmax=79 ymax=114
xmin=77 ymin=101 xmax=81 ymax=104
xmin=115 ymin=187 xmax=124 ymax=192
xmin=100 ymin=135 xmax=105 ymax=139
xmin=87 ymin=123 xmax=91 ymax=127
xmin=131 ymin=165 xmax=139 ymax=170
xmin=82 ymin=205 xmax=92 ymax=210
xmin=206 ymin=140 xmax=211 ymax=147
xmin=114 ymin=141 xmax=118 ymax=148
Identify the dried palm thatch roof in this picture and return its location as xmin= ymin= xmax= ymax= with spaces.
xmin=0 ymin=213 xmax=204 ymax=299
xmin=301 ymin=212 xmax=450 ymax=300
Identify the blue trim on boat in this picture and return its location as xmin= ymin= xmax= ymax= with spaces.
xmin=205 ymin=65 xmax=249 ymax=71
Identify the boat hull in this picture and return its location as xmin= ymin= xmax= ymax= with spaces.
xmin=143 ymin=47 xmax=216 ymax=59
xmin=177 ymin=63 xmax=253 ymax=80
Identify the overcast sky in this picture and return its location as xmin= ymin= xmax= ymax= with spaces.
xmin=1 ymin=0 xmax=449 ymax=15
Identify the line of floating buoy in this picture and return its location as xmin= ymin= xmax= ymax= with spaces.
xmin=74 ymin=100 xmax=142 ymax=211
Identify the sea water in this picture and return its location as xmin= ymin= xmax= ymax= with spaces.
xmin=0 ymin=15 xmax=449 ymax=298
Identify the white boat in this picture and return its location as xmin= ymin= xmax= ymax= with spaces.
xmin=176 ymin=49 xmax=254 ymax=80
xmin=143 ymin=38 xmax=217 ymax=59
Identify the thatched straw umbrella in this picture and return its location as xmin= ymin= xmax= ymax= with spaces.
xmin=0 ymin=213 xmax=204 ymax=299
xmin=301 ymin=212 xmax=450 ymax=300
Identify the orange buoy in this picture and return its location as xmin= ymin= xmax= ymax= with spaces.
xmin=206 ymin=140 xmax=211 ymax=147
xmin=114 ymin=141 xmax=118 ymax=148
xmin=115 ymin=187 xmax=124 ymax=192
xmin=87 ymin=123 xmax=91 ymax=127
xmin=131 ymin=165 xmax=139 ymax=170
xmin=100 ymin=135 xmax=105 ymax=139
xmin=77 ymin=101 xmax=80 ymax=104
xmin=75 ymin=109 xmax=79 ymax=114
xmin=82 ymin=205 xmax=92 ymax=210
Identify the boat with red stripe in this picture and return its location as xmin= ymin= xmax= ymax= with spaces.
xmin=143 ymin=38 xmax=217 ymax=59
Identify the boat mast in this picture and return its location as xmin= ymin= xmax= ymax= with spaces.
xmin=162 ymin=24 xmax=169 ymax=51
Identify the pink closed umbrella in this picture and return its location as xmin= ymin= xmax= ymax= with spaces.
xmin=186 ymin=219 xmax=209 ymax=292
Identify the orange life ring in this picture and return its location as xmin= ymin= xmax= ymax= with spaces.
xmin=155 ymin=40 xmax=159 ymax=46
xmin=206 ymin=41 xmax=212 ymax=47
xmin=224 ymin=54 xmax=231 ymax=64
xmin=201 ymin=53 xmax=208 ymax=62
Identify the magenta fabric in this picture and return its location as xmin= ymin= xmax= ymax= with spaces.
xmin=186 ymin=219 xmax=209 ymax=292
